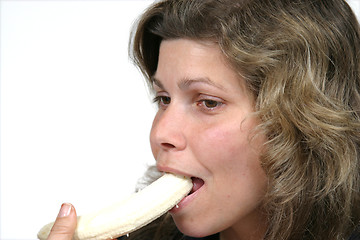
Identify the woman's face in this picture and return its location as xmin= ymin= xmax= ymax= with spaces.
xmin=150 ymin=39 xmax=268 ymax=238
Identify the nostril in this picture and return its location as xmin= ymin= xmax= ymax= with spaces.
xmin=161 ymin=142 xmax=176 ymax=149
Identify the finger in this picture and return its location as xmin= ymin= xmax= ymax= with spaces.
xmin=47 ymin=203 xmax=77 ymax=240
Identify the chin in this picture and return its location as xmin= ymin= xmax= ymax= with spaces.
xmin=172 ymin=216 xmax=219 ymax=238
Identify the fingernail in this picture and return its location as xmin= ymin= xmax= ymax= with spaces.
xmin=58 ymin=203 xmax=72 ymax=218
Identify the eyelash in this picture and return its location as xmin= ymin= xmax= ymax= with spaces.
xmin=197 ymin=99 xmax=223 ymax=110
xmin=153 ymin=95 xmax=224 ymax=112
xmin=153 ymin=96 xmax=171 ymax=108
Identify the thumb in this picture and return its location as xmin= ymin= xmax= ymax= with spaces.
xmin=47 ymin=203 xmax=77 ymax=240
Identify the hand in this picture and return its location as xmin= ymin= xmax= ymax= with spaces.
xmin=47 ymin=203 xmax=77 ymax=240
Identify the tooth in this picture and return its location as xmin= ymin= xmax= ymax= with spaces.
xmin=37 ymin=173 xmax=192 ymax=240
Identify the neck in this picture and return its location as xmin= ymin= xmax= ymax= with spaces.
xmin=220 ymin=229 xmax=265 ymax=240
xmin=220 ymin=209 xmax=268 ymax=240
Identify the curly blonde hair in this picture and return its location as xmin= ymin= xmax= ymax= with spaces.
xmin=129 ymin=0 xmax=360 ymax=239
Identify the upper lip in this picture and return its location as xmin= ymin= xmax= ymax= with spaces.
xmin=157 ymin=164 xmax=193 ymax=178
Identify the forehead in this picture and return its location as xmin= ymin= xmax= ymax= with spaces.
xmin=154 ymin=39 xmax=231 ymax=83
xmin=158 ymin=39 xmax=223 ymax=61
xmin=153 ymin=38 xmax=253 ymax=99
xmin=154 ymin=39 xmax=230 ymax=79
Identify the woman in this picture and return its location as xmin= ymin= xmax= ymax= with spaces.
xmin=47 ymin=0 xmax=360 ymax=239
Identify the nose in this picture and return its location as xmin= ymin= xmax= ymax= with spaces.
xmin=150 ymin=105 xmax=187 ymax=152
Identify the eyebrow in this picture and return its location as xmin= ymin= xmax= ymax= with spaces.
xmin=151 ymin=76 xmax=227 ymax=92
xmin=151 ymin=77 xmax=164 ymax=89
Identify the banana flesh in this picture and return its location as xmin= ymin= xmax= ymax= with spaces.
xmin=37 ymin=173 xmax=192 ymax=240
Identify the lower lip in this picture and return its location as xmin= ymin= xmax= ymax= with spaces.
xmin=169 ymin=179 xmax=204 ymax=214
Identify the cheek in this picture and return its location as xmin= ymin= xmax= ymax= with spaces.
xmin=198 ymin=121 xmax=266 ymax=179
xmin=199 ymin=123 xmax=249 ymax=161
xmin=203 ymin=124 xmax=268 ymax=193
xmin=149 ymin=114 xmax=161 ymax=158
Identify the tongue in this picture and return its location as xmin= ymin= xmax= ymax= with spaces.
xmin=190 ymin=177 xmax=204 ymax=194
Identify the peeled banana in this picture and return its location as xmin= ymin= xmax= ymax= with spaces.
xmin=37 ymin=173 xmax=192 ymax=240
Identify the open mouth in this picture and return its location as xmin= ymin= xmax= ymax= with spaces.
xmin=188 ymin=177 xmax=204 ymax=195
xmin=169 ymin=176 xmax=204 ymax=213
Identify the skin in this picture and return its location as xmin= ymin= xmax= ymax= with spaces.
xmin=46 ymin=38 xmax=268 ymax=240
xmin=47 ymin=204 xmax=119 ymax=240
xmin=151 ymin=39 xmax=268 ymax=240
xmin=46 ymin=203 xmax=77 ymax=240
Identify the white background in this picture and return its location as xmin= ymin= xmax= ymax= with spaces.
xmin=1 ymin=1 xmax=155 ymax=239
xmin=0 ymin=0 xmax=359 ymax=239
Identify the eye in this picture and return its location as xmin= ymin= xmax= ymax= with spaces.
xmin=153 ymin=95 xmax=171 ymax=109
xmin=197 ymin=98 xmax=224 ymax=111
xmin=203 ymin=99 xmax=220 ymax=108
